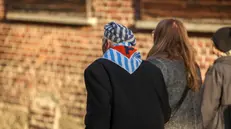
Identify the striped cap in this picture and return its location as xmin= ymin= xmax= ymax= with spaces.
xmin=104 ymin=22 xmax=136 ymax=46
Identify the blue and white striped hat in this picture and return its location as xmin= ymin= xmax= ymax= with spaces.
xmin=104 ymin=22 xmax=136 ymax=46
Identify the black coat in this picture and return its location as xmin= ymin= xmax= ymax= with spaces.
xmin=84 ymin=58 xmax=171 ymax=129
xmin=224 ymin=106 xmax=231 ymax=129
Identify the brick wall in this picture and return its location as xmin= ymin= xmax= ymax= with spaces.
xmin=0 ymin=0 xmax=220 ymax=129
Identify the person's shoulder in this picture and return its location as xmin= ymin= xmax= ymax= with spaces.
xmin=147 ymin=57 xmax=172 ymax=67
xmin=214 ymin=56 xmax=231 ymax=66
xmin=206 ymin=57 xmax=224 ymax=75
xmin=147 ymin=57 xmax=162 ymax=64
xmin=84 ymin=58 xmax=107 ymax=73
xmin=142 ymin=60 xmax=158 ymax=67
xmin=206 ymin=56 xmax=231 ymax=76
xmin=209 ymin=56 xmax=231 ymax=70
xmin=141 ymin=60 xmax=166 ymax=84
xmin=147 ymin=57 xmax=170 ymax=71
xmin=141 ymin=60 xmax=163 ymax=74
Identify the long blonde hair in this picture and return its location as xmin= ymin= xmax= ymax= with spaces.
xmin=147 ymin=19 xmax=200 ymax=91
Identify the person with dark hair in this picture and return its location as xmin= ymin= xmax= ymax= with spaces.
xmin=84 ymin=21 xmax=171 ymax=129
xmin=147 ymin=19 xmax=202 ymax=129
xmin=201 ymin=27 xmax=231 ymax=129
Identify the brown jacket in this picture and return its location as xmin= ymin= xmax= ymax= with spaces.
xmin=201 ymin=56 xmax=231 ymax=129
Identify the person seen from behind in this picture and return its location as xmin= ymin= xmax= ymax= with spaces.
xmin=201 ymin=27 xmax=231 ymax=129
xmin=84 ymin=21 xmax=171 ymax=129
xmin=147 ymin=19 xmax=202 ymax=129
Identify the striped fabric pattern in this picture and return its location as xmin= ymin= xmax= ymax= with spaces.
xmin=104 ymin=22 xmax=136 ymax=46
xmin=102 ymin=43 xmax=142 ymax=74
xmin=114 ymin=42 xmax=132 ymax=47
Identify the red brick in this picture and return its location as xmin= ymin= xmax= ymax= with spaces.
xmin=205 ymin=56 xmax=215 ymax=63
xmin=199 ymin=63 xmax=207 ymax=69
xmin=197 ymin=41 xmax=204 ymax=48
xmin=205 ymin=41 xmax=213 ymax=48
xmin=200 ymin=48 xmax=208 ymax=55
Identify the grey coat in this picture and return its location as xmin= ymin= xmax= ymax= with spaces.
xmin=201 ymin=56 xmax=231 ymax=129
xmin=148 ymin=58 xmax=203 ymax=129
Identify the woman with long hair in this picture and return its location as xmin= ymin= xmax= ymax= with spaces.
xmin=147 ymin=19 xmax=202 ymax=129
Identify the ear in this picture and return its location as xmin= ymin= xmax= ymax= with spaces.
xmin=107 ymin=40 xmax=114 ymax=48
xmin=104 ymin=41 xmax=112 ymax=50
xmin=105 ymin=41 xmax=111 ymax=49
xmin=102 ymin=40 xmax=111 ymax=53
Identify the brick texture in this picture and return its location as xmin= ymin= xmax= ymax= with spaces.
xmin=0 ymin=0 xmax=222 ymax=129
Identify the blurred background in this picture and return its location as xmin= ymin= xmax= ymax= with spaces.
xmin=0 ymin=0 xmax=230 ymax=129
